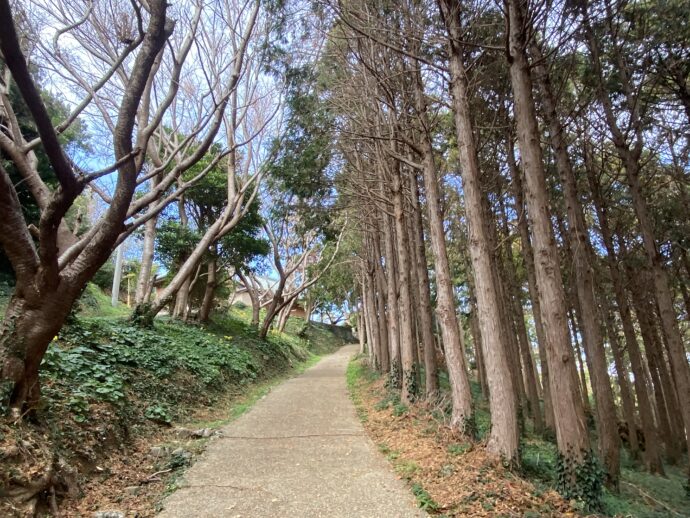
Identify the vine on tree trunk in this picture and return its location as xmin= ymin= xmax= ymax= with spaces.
xmin=555 ymin=448 xmax=603 ymax=512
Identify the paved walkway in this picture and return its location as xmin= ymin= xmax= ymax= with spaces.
xmin=158 ymin=345 xmax=424 ymax=517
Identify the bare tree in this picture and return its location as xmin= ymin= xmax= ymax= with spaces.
xmin=1 ymin=0 xmax=177 ymax=413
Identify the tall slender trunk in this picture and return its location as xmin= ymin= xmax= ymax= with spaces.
xmin=383 ymin=212 xmax=401 ymax=385
xmin=490 ymin=211 xmax=527 ymax=412
xmin=500 ymin=204 xmax=543 ymax=432
xmin=585 ymin=151 xmax=664 ymax=472
xmin=505 ymin=0 xmax=591 ymax=492
xmin=567 ymin=295 xmax=592 ymax=416
xmin=410 ymin=172 xmax=439 ymax=397
xmin=362 ymin=264 xmax=379 ymax=368
xmin=585 ymin=12 xmax=690 ymax=472
xmin=627 ymin=267 xmax=681 ymax=466
xmin=373 ymin=229 xmax=390 ymax=372
xmin=532 ymin=41 xmax=619 ymax=486
xmin=625 ymin=166 xmax=690 ymax=463
xmin=604 ymin=306 xmax=639 ymax=458
xmin=392 ymin=163 xmax=416 ymax=402
xmin=436 ymin=0 xmax=518 ymax=456
xmin=413 ymin=77 xmax=473 ymax=433
xmin=507 ymin=139 xmax=555 ymax=432
xmin=358 ymin=309 xmax=366 ymax=355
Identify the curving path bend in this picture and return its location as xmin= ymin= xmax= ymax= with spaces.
xmin=157 ymin=344 xmax=425 ymax=518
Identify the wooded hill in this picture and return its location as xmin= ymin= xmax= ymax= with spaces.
xmin=1 ymin=0 xmax=689 ymax=514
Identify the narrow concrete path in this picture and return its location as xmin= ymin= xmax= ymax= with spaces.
xmin=157 ymin=345 xmax=425 ymax=517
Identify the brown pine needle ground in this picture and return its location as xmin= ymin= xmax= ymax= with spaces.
xmin=348 ymin=358 xmax=574 ymax=517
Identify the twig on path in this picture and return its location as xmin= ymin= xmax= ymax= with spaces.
xmin=143 ymin=468 xmax=172 ymax=483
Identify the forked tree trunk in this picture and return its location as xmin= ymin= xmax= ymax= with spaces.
xmin=135 ymin=214 xmax=158 ymax=304
xmin=505 ymin=0 xmax=590 ymax=492
xmin=173 ymin=275 xmax=191 ymax=319
xmin=277 ymin=298 xmax=296 ymax=333
xmin=1 ymin=0 xmax=173 ymax=412
xmin=236 ymin=270 xmax=261 ymax=328
xmin=2 ymin=288 xmax=80 ymax=412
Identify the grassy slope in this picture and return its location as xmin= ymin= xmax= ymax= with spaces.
xmin=349 ymin=357 xmax=689 ymax=517
xmin=1 ymin=285 xmax=347 ymax=516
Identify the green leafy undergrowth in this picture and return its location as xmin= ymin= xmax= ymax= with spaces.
xmin=429 ymin=367 xmax=689 ymax=516
xmin=412 ymin=483 xmax=440 ymax=512
xmin=519 ymin=431 xmax=689 ymax=517
xmin=38 ymin=311 xmax=314 ymax=465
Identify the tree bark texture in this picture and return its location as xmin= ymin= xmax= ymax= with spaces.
xmin=505 ymin=0 xmax=590 ymax=480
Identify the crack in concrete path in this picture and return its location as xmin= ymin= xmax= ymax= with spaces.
xmin=217 ymin=432 xmax=366 ymax=440
xmin=157 ymin=345 xmax=425 ymax=517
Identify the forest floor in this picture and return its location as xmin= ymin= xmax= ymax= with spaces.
xmin=347 ymin=357 xmax=690 ymax=518
xmin=0 ymin=285 xmax=352 ymax=517
xmin=157 ymin=344 xmax=423 ymax=517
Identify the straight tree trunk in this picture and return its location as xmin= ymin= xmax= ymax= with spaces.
xmin=358 ymin=309 xmax=366 ymax=355
xmin=468 ymin=293 xmax=488 ymax=399
xmin=392 ymin=164 xmax=417 ymax=402
xmin=507 ymin=139 xmax=555 ymax=433
xmin=413 ymin=75 xmax=474 ymax=434
xmin=585 ymin=14 xmax=690 ymax=472
xmin=436 ymin=0 xmax=518 ymax=457
xmin=532 ymin=41 xmax=620 ymax=486
xmin=362 ymin=265 xmax=377 ymax=366
xmin=383 ymin=212 xmax=401 ymax=385
xmin=568 ymin=307 xmax=592 ymax=417
xmin=627 ymin=267 xmax=681 ymax=465
xmin=505 ymin=0 xmax=591 ymax=492
xmin=373 ymin=230 xmax=391 ymax=373
xmin=501 ymin=219 xmax=543 ymax=432
xmin=585 ymin=151 xmax=664 ymax=473
xmin=410 ymin=173 xmax=439 ymax=397
xmin=604 ymin=306 xmax=639 ymax=458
